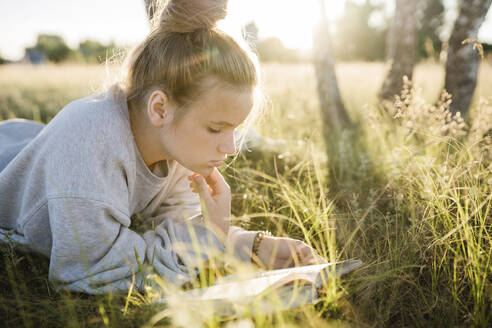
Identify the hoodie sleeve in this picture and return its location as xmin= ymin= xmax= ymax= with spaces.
xmin=47 ymin=196 xmax=225 ymax=294
xmin=150 ymin=167 xmax=260 ymax=264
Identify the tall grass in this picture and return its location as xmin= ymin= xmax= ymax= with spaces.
xmin=0 ymin=62 xmax=490 ymax=327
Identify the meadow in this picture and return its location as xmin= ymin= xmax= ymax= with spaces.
xmin=0 ymin=61 xmax=490 ymax=327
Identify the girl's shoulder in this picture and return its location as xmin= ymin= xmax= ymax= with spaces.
xmin=26 ymin=85 xmax=135 ymax=174
xmin=54 ymin=84 xmax=126 ymax=126
xmin=44 ymin=85 xmax=131 ymax=143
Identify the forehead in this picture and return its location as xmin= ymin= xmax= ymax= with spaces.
xmin=188 ymin=80 xmax=254 ymax=125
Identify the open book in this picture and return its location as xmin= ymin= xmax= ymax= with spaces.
xmin=156 ymin=259 xmax=363 ymax=316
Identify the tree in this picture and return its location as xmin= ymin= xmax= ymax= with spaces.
xmin=379 ymin=0 xmax=419 ymax=103
xmin=31 ymin=34 xmax=72 ymax=63
xmin=313 ymin=0 xmax=351 ymax=134
xmin=79 ymin=40 xmax=116 ymax=63
xmin=417 ymin=0 xmax=445 ymax=60
xmin=443 ymin=0 xmax=492 ymax=115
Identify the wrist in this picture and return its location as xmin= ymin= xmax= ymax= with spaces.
xmin=205 ymin=215 xmax=230 ymax=244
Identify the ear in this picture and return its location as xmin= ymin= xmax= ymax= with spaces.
xmin=146 ymin=90 xmax=175 ymax=127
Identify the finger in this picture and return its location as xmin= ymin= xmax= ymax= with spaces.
xmin=187 ymin=173 xmax=200 ymax=181
xmin=262 ymin=254 xmax=290 ymax=270
xmin=192 ymin=175 xmax=214 ymax=205
xmin=293 ymin=248 xmax=310 ymax=266
xmin=189 ymin=181 xmax=199 ymax=194
xmin=284 ymin=239 xmax=305 ymax=257
xmin=299 ymin=245 xmax=324 ymax=263
xmin=298 ymin=245 xmax=315 ymax=259
xmin=276 ymin=255 xmax=297 ymax=269
xmin=205 ymin=168 xmax=229 ymax=195
xmin=268 ymin=246 xmax=313 ymax=269
xmin=286 ymin=243 xmax=316 ymax=267
xmin=299 ymin=249 xmax=328 ymax=265
xmin=271 ymin=250 xmax=301 ymax=269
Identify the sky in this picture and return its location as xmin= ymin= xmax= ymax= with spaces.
xmin=0 ymin=0 xmax=492 ymax=61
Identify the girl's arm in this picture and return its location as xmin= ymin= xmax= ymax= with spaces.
xmin=157 ymin=167 xmax=261 ymax=264
xmin=47 ymin=196 xmax=225 ymax=294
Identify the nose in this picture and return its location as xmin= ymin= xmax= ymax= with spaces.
xmin=218 ymin=132 xmax=236 ymax=156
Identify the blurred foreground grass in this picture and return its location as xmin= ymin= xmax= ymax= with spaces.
xmin=0 ymin=62 xmax=491 ymax=327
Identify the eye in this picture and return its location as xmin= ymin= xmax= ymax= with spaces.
xmin=207 ymin=127 xmax=221 ymax=134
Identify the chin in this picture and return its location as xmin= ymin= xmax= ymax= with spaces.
xmin=199 ymin=166 xmax=215 ymax=177
xmin=181 ymin=162 xmax=214 ymax=176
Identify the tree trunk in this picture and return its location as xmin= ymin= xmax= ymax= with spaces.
xmin=313 ymin=0 xmax=351 ymax=134
xmin=379 ymin=0 xmax=419 ymax=102
xmin=443 ymin=0 xmax=491 ymax=115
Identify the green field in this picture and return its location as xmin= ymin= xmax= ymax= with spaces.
xmin=0 ymin=62 xmax=491 ymax=327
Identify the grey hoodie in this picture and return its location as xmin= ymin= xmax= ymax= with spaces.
xmin=0 ymin=84 xmax=259 ymax=294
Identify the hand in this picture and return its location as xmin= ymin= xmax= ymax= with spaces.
xmin=188 ymin=168 xmax=231 ymax=244
xmin=254 ymin=235 xmax=327 ymax=269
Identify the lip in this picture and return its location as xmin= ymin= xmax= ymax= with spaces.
xmin=209 ymin=160 xmax=225 ymax=167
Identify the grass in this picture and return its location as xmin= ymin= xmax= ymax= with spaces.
xmin=0 ymin=61 xmax=491 ymax=327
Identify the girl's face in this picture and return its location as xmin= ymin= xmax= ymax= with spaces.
xmin=160 ymin=82 xmax=254 ymax=176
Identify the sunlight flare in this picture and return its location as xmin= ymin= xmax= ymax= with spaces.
xmin=225 ymin=0 xmax=345 ymax=49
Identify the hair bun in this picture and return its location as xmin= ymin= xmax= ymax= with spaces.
xmin=159 ymin=0 xmax=228 ymax=33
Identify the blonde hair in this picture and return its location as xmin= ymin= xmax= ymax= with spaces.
xmin=123 ymin=0 xmax=261 ymax=124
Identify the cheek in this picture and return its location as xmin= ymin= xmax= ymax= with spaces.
xmin=172 ymin=118 xmax=218 ymax=156
xmin=177 ymin=126 xmax=215 ymax=153
xmin=173 ymin=120 xmax=200 ymax=143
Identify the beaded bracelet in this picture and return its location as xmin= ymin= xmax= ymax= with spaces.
xmin=251 ymin=230 xmax=272 ymax=264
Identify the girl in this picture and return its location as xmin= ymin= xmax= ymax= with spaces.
xmin=0 ymin=0 xmax=324 ymax=294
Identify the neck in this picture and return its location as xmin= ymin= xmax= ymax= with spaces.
xmin=128 ymin=100 xmax=167 ymax=170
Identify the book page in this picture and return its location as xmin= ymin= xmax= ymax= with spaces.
xmin=159 ymin=259 xmax=363 ymax=317
xmin=175 ymin=270 xmax=314 ymax=302
xmin=172 ymin=260 xmax=363 ymax=302
xmin=215 ymin=259 xmax=362 ymax=287
xmin=214 ymin=262 xmax=333 ymax=286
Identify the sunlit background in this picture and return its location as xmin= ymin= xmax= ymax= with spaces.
xmin=1 ymin=1 xmax=491 ymax=327
xmin=1 ymin=0 xmax=491 ymax=61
